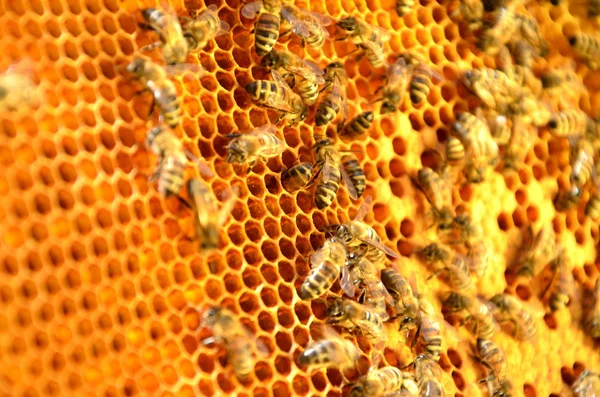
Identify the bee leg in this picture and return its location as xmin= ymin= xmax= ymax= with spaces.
xmin=279 ymin=29 xmax=291 ymax=37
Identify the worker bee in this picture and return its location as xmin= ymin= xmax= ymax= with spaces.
xmin=245 ymin=70 xmax=308 ymax=125
xmin=312 ymin=138 xmax=360 ymax=208
xmin=280 ymin=4 xmax=332 ymax=48
xmin=349 ymin=354 xmax=419 ymax=397
xmin=515 ymin=14 xmax=548 ymax=56
xmin=514 ymin=225 xmax=559 ymax=278
xmin=201 ymin=306 xmax=260 ymax=380
xmin=570 ymin=138 xmax=595 ymax=188
xmin=396 ymin=0 xmax=416 ymax=16
xmin=381 ymin=268 xmax=420 ymax=331
xmin=325 ymin=196 xmax=400 ymax=264
xmin=586 ymin=117 xmax=600 ymax=153
xmin=345 ymin=250 xmax=393 ymax=319
xmin=569 ymin=34 xmax=600 ymax=71
xmin=489 ymin=293 xmax=537 ymax=340
xmin=420 ymin=243 xmax=473 ymax=290
xmin=187 ymin=178 xmax=236 ymax=251
xmin=542 ymin=253 xmax=574 ymax=312
xmin=225 ymin=123 xmax=285 ymax=167
xmin=496 ymin=46 xmax=542 ymax=97
xmin=584 ymin=279 xmax=600 ymax=338
xmin=377 ymin=57 xmax=411 ymax=114
xmin=547 ymin=109 xmax=587 ymax=138
xmin=399 ymin=53 xmax=441 ymax=105
xmin=181 ymin=5 xmax=230 ymax=54
xmin=572 ymin=370 xmax=600 ymax=396
xmin=242 ymin=0 xmax=282 ymax=56
xmin=127 ymin=57 xmax=191 ymax=129
xmin=146 ymin=125 xmax=188 ymax=197
xmin=462 ymin=68 xmax=524 ymax=114
xmin=413 ymin=167 xmax=454 ymax=229
xmin=338 ymin=111 xmax=374 ymax=141
xmin=414 ymin=354 xmax=447 ymax=396
xmin=476 ymin=6 xmax=521 ymax=54
xmin=336 ymin=16 xmax=391 ymax=68
xmin=261 ymin=50 xmax=325 ymax=106
xmin=315 ymin=62 xmax=349 ymax=127
xmin=554 ymin=185 xmax=583 ymax=212
xmin=442 ymin=292 xmax=497 ymax=339
xmin=281 ymin=162 xmax=314 ymax=193
xmin=445 ymin=137 xmax=466 ymax=166
xmin=416 ymin=301 xmax=443 ymax=362
xmin=300 ymin=238 xmax=352 ymax=300
xmin=475 ymin=338 xmax=513 ymax=397
xmin=139 ymin=8 xmax=188 ymax=64
xmin=297 ymin=326 xmax=360 ymax=371
xmin=450 ymin=0 xmax=484 ymax=31
xmin=326 ymin=298 xmax=385 ymax=342
xmin=448 ymin=213 xmax=484 ymax=250
xmin=342 ymin=155 xmax=366 ymax=199
xmin=585 ymin=191 xmax=600 ymax=221
xmin=0 ymin=61 xmax=40 ymax=112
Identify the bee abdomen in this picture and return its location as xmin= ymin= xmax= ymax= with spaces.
xmin=445 ymin=137 xmax=465 ymax=165
xmin=296 ymin=78 xmax=319 ymax=105
xmin=300 ymin=261 xmax=340 ymax=299
xmin=548 ymin=109 xmax=587 ymax=137
xmin=410 ymin=71 xmax=430 ymax=104
xmin=158 ymin=159 xmax=186 ymax=196
xmin=281 ymin=162 xmax=313 ymax=193
xmin=342 ymin=157 xmax=365 ymax=198
xmin=586 ymin=193 xmax=600 ymax=221
xmin=229 ymin=339 xmax=254 ymax=379
xmin=339 ymin=111 xmax=373 ymax=141
xmin=315 ymin=98 xmax=340 ymax=126
xmin=396 ymin=0 xmax=414 ymax=16
xmin=255 ymin=13 xmax=280 ymax=56
xmin=315 ymin=178 xmax=341 ymax=209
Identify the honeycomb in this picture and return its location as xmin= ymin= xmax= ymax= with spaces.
xmin=2 ymin=0 xmax=600 ymax=394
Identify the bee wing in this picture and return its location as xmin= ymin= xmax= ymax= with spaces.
xmin=358 ymin=236 xmax=400 ymax=259
xmin=340 ymin=265 xmax=356 ymax=297
xmin=353 ymin=195 xmax=372 ymax=221
xmin=263 ymin=70 xmax=296 ymax=113
xmin=497 ymin=45 xmax=514 ymax=73
xmin=332 ymin=75 xmax=349 ymax=120
xmin=310 ymin=247 xmax=326 ymax=268
xmin=250 ymin=123 xmax=278 ymax=136
xmin=360 ymin=39 xmax=388 ymax=67
xmin=164 ymin=63 xmax=207 ymax=78
xmin=322 ymin=155 xmax=337 ymax=184
xmin=241 ymin=0 xmax=262 ymax=18
xmin=363 ymin=276 xmax=395 ymax=307
xmin=285 ymin=59 xmax=325 ymax=82
xmin=340 ymin=164 xmax=359 ymax=200
xmin=218 ymin=186 xmax=238 ymax=226
xmin=387 ymin=58 xmax=410 ymax=87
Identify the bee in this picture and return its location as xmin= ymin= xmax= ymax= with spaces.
xmin=146 ymin=125 xmax=188 ymax=197
xmin=419 ymin=243 xmax=472 ymax=290
xmin=445 ymin=137 xmax=466 ymax=166
xmin=514 ymin=225 xmax=559 ymax=278
xmin=569 ymin=34 xmax=600 ymax=71
xmin=572 ymin=370 xmax=600 ymax=397
xmin=342 ymin=155 xmax=366 ymax=199
xmin=187 ymin=178 xmax=236 ymax=251
xmin=489 ymin=293 xmax=537 ymax=340
xmin=541 ymin=67 xmax=582 ymax=90
xmin=225 ymin=123 xmax=285 ymax=167
xmin=543 ymin=254 xmax=574 ymax=312
xmin=326 ymin=298 xmax=385 ymax=342
xmin=414 ymin=354 xmax=447 ymax=396
xmin=377 ymin=57 xmax=411 ymax=114
xmin=451 ymin=0 xmax=484 ymax=31
xmin=475 ymin=6 xmax=521 ymax=54
xmin=584 ymin=279 xmax=600 ymax=338
xmin=510 ymin=40 xmax=535 ymax=69
xmin=297 ymin=327 xmax=360 ymax=371
xmin=242 ymin=0 xmax=282 ymax=56
xmin=139 ymin=8 xmax=188 ymax=64
xmin=396 ymin=0 xmax=416 ymax=16
xmin=181 ymin=5 xmax=230 ymax=54
xmin=325 ymin=196 xmax=400 ymax=264
xmin=442 ymin=292 xmax=497 ymax=339
xmin=413 ymin=167 xmax=454 ymax=229
xmin=586 ymin=117 xmax=600 ymax=153
xmin=336 ymin=17 xmax=391 ymax=67
xmin=349 ymin=355 xmax=419 ymax=397
xmin=127 ymin=58 xmax=187 ymax=129
xmin=554 ymin=186 xmax=583 ymax=212
xmin=585 ymin=191 xmax=600 ymax=221
xmin=338 ymin=111 xmax=374 ymax=141
xmin=261 ymin=50 xmax=325 ymax=106
xmin=496 ymin=46 xmax=542 ymax=97
xmin=547 ymin=109 xmax=587 ymax=138
xmin=201 ymin=306 xmax=258 ymax=380
xmin=570 ymin=138 xmax=595 ymax=188
xmin=281 ymin=162 xmax=314 ymax=193
xmin=381 ymin=268 xmax=420 ymax=331
xmin=312 ymin=138 xmax=360 ymax=209
xmin=245 ymin=70 xmax=308 ymax=125
xmin=462 ymin=68 xmax=524 ymax=114
xmin=0 ymin=61 xmax=40 ymax=112
xmin=503 ymin=117 xmax=535 ymax=170
xmin=280 ymin=4 xmax=332 ymax=48
xmin=449 ymin=213 xmax=484 ymax=249
xmin=416 ymin=303 xmax=443 ymax=362
xmin=400 ymin=53 xmax=441 ymax=105
xmin=315 ymin=63 xmax=349 ymax=127
xmin=300 ymin=238 xmax=353 ymax=300
xmin=515 ymin=14 xmax=548 ymax=56
xmin=475 ymin=338 xmax=513 ymax=397
xmin=487 ymin=114 xmax=511 ymax=146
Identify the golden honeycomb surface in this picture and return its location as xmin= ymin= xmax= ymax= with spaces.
xmin=1 ymin=0 xmax=600 ymax=395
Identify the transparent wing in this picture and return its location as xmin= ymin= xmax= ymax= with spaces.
xmin=387 ymin=57 xmax=409 ymax=87
xmin=250 ymin=123 xmax=278 ymax=136
xmin=280 ymin=5 xmax=311 ymax=37
xmin=340 ymin=265 xmax=355 ymax=297
xmin=364 ymin=276 xmax=395 ymax=307
xmin=218 ymin=186 xmax=238 ymax=226
xmin=264 ymin=70 xmax=295 ymax=113
xmin=164 ymin=63 xmax=206 ymax=77
xmin=340 ymin=164 xmax=359 ymax=200
xmin=331 ymin=75 xmax=348 ymax=120
xmin=310 ymin=247 xmax=326 ymax=268
xmin=358 ymin=236 xmax=400 ymax=259
xmin=353 ymin=195 xmax=372 ymax=221
xmin=322 ymin=155 xmax=337 ymax=184
xmin=241 ymin=1 xmax=262 ymax=18
xmin=286 ymin=59 xmax=325 ymax=82
xmin=361 ymin=39 xmax=388 ymax=67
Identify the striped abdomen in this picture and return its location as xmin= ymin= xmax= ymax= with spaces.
xmin=304 ymin=28 xmax=326 ymax=48
xmin=245 ymin=80 xmax=290 ymax=104
xmin=149 ymin=83 xmax=181 ymax=129
xmin=315 ymin=96 xmax=341 ymax=126
xmin=339 ymin=111 xmax=373 ymax=141
xmin=158 ymin=155 xmax=187 ymax=196
xmin=315 ymin=167 xmax=341 ymax=209
xmin=571 ymin=147 xmax=594 ymax=187
xmin=586 ymin=193 xmax=600 ymax=221
xmin=396 ymin=0 xmax=415 ymax=15
xmin=420 ymin=316 xmax=442 ymax=361
xmin=477 ymin=338 xmax=507 ymax=379
xmin=300 ymin=260 xmax=340 ymax=299
xmin=445 ymin=136 xmax=465 ymax=165
xmin=228 ymin=337 xmax=254 ymax=379
xmin=569 ymin=34 xmax=600 ymax=70
xmin=281 ymin=162 xmax=313 ymax=193
xmin=447 ymin=256 xmax=472 ymax=290
xmin=470 ymin=305 xmax=496 ymax=340
xmin=298 ymin=339 xmax=357 ymax=370
xmin=410 ymin=65 xmax=431 ymax=104
xmin=513 ymin=307 xmax=537 ymax=340
xmin=342 ymin=156 xmax=365 ymax=199
xmin=296 ymin=77 xmax=320 ymax=105
xmin=255 ymin=11 xmax=280 ymax=56
xmin=366 ymin=367 xmax=404 ymax=394
xmin=548 ymin=109 xmax=587 ymax=137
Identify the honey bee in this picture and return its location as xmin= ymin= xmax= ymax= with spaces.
xmin=350 ymin=355 xmax=419 ymax=397
xmin=245 ymin=70 xmax=308 ymax=125
xmin=281 ymin=162 xmax=314 ymax=193
xmin=241 ymin=0 xmax=282 ymax=56
xmin=554 ymin=185 xmax=582 ymax=212
xmin=225 ymin=124 xmax=285 ymax=167
xmin=312 ymin=138 xmax=360 ymax=208
xmin=547 ymin=109 xmax=587 ymax=138
xmin=445 ymin=137 xmax=466 ymax=166
xmin=442 ymin=292 xmax=497 ymax=339
xmin=496 ymin=46 xmax=542 ymax=97
xmin=503 ymin=116 xmax=535 ymax=170
xmin=585 ymin=191 xmax=600 ymax=221
xmin=300 ymin=238 xmax=352 ymax=300
xmin=381 ymin=268 xmax=420 ymax=331
xmin=201 ymin=306 xmax=259 ymax=380
xmin=261 ymin=50 xmax=325 ymax=106
xmin=514 ymin=225 xmax=559 ymax=278
xmin=462 ymin=68 xmax=524 ymax=114
xmin=419 ymin=243 xmax=473 ymax=290
xmin=139 ymin=8 xmax=188 ymax=64
xmin=315 ymin=62 xmax=349 ymax=127
xmin=570 ymin=138 xmax=595 ymax=188
xmin=338 ymin=111 xmax=374 ymax=141
xmin=416 ymin=302 xmax=443 ymax=362
xmin=345 ymin=250 xmax=393 ymax=319
xmin=449 ymin=213 xmax=484 ymax=249
xmin=475 ymin=338 xmax=513 ymax=397
xmin=127 ymin=58 xmax=186 ymax=129
xmin=543 ymin=254 xmax=574 ymax=312
xmin=569 ymin=34 xmax=600 ymax=70
xmin=586 ymin=117 xmax=600 ymax=153
xmin=326 ymin=298 xmax=385 ymax=342
xmin=325 ymin=196 xmax=400 ymax=263
xmin=377 ymin=57 xmax=411 ymax=114
xmin=572 ymin=370 xmax=600 ymax=396
xmin=400 ymin=53 xmax=441 ymax=105
xmin=413 ymin=167 xmax=454 ymax=229
xmin=146 ymin=125 xmax=188 ymax=197
xmin=476 ymin=6 xmax=521 ymax=54
xmin=451 ymin=0 xmax=484 ymax=31
xmin=489 ymin=293 xmax=537 ymax=340
xmin=336 ymin=17 xmax=391 ymax=68
xmin=187 ymin=178 xmax=236 ymax=251
xmin=584 ymin=279 xmax=600 ymax=338
xmin=181 ymin=5 xmax=230 ymax=54
xmin=487 ymin=114 xmax=512 ymax=146
xmin=0 ymin=61 xmax=40 ymax=112
xmin=297 ymin=326 xmax=360 ymax=371
xmin=342 ymin=155 xmax=366 ymax=200
xmin=515 ymin=14 xmax=548 ymax=56
xmin=280 ymin=4 xmax=332 ymax=48
xmin=414 ymin=354 xmax=447 ymax=396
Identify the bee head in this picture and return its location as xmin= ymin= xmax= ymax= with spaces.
xmin=226 ymin=144 xmax=246 ymax=164
xmin=184 ymin=32 xmax=200 ymax=51
xmin=202 ymin=306 xmax=222 ymax=326
xmin=380 ymin=101 xmax=396 ymax=114
xmin=200 ymin=227 xmax=220 ymax=251
xmin=337 ymin=17 xmax=358 ymax=32
xmin=362 ymin=111 xmax=374 ymax=122
xmin=442 ymin=291 xmax=464 ymax=312
xmin=260 ymin=51 xmax=279 ymax=68
xmin=399 ymin=316 xmax=418 ymax=331
xmin=348 ymin=384 xmax=366 ymax=397
xmin=126 ymin=58 xmax=146 ymax=76
xmin=325 ymin=299 xmax=344 ymax=319
xmin=568 ymin=36 xmax=577 ymax=46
